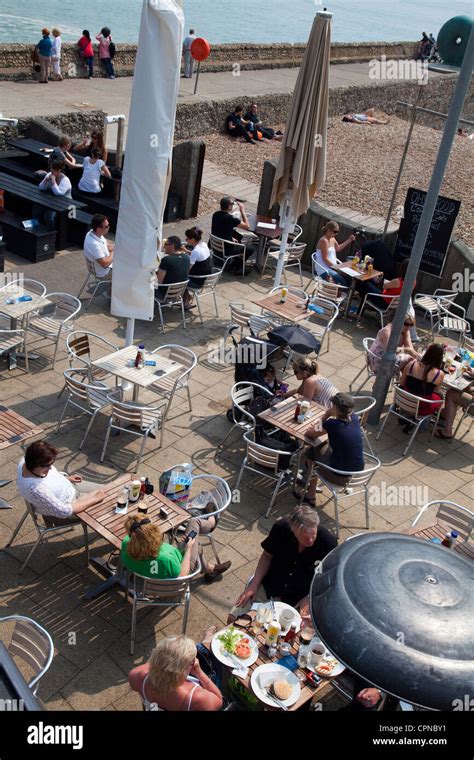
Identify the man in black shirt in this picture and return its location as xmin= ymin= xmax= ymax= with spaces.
xmin=225 ymin=104 xmax=256 ymax=144
xmin=211 ymin=196 xmax=255 ymax=272
xmin=228 ymin=505 xmax=337 ymax=621
xmin=243 ymin=102 xmax=282 ymax=141
xmin=156 ymin=235 xmax=190 ymax=301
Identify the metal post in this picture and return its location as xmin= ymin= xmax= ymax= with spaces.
xmin=382 ymin=88 xmax=423 ymax=239
xmin=115 ymin=116 xmax=125 ymax=170
xmin=193 ymin=60 xmax=201 ymax=95
xmin=369 ymin=26 xmax=474 ymax=426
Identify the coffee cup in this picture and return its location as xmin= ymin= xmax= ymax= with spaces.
xmin=310 ymin=642 xmax=326 ymax=667
xmin=279 ymin=608 xmax=295 ymax=634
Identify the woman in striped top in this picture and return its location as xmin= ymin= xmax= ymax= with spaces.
xmin=286 ymin=357 xmax=338 ymax=408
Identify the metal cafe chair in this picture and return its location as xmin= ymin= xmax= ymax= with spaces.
xmin=413 ymin=290 xmax=457 ymax=335
xmin=235 ymin=431 xmax=298 ymax=517
xmin=100 ymin=397 xmax=168 ymax=472
xmin=27 ymin=292 xmax=81 ymax=369
xmin=126 ymin=560 xmax=202 ymax=655
xmin=6 ymin=499 xmax=90 ymax=574
xmin=306 ymin=296 xmax=339 ymax=354
xmin=352 ymin=395 xmax=377 ymax=455
xmin=76 ymin=257 xmax=111 ymax=310
xmin=357 ymin=293 xmax=400 ymax=330
xmin=376 ymin=385 xmax=444 ymax=456
xmin=218 ymin=381 xmax=273 ymax=448
xmin=411 ymin=500 xmax=473 ymax=543
xmin=186 ymin=267 xmax=223 ymax=323
xmin=299 ymin=454 xmax=381 ymax=538
xmin=149 ymin=344 xmax=197 ymax=414
xmin=209 ymin=234 xmax=248 ymax=277
xmin=180 ymin=473 xmax=232 ymax=564
xmin=154 ymin=280 xmax=189 ymax=332
xmin=262 ymin=242 xmax=307 ymax=286
xmin=0 ymin=615 xmax=53 ymax=696
xmin=0 ymin=328 xmax=29 ymax=372
xmin=57 ymin=369 xmax=122 ymax=449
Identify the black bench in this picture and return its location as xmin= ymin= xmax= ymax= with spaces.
xmin=7 ymin=137 xmax=121 ymax=202
xmin=0 ymin=158 xmax=38 ymax=184
xmin=0 ymin=209 xmax=56 ymax=263
xmin=67 ymin=209 xmax=94 ymax=247
xmin=0 ymin=172 xmax=86 ymax=251
xmin=72 ymin=191 xmax=119 ymax=230
xmin=0 ymin=238 xmax=5 ymax=272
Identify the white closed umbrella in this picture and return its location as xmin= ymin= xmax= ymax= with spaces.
xmin=270 ymin=11 xmax=331 ymax=288
xmin=111 ymin=0 xmax=184 ymax=342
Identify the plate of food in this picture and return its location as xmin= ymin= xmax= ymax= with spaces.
xmin=251 ymin=663 xmax=301 ymax=709
xmin=211 ymin=626 xmax=259 ymax=668
xmin=306 ymin=636 xmax=345 ymax=678
xmin=258 ymin=602 xmax=302 ymax=633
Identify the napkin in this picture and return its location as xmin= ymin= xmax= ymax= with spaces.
xmin=232 ymin=665 xmax=249 ymax=678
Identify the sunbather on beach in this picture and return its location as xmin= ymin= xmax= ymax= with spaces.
xmin=342 ymin=108 xmax=389 ymax=125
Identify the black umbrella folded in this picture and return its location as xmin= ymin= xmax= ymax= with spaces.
xmin=268 ymin=325 xmax=320 ymax=355
xmin=310 ymin=533 xmax=474 ymax=710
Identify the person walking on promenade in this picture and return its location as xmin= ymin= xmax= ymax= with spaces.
xmin=37 ymin=28 xmax=53 ymax=83
xmin=51 ymin=28 xmax=63 ymax=81
xmin=78 ymin=30 xmax=94 ymax=79
xmin=182 ymin=28 xmax=196 ymax=77
xmin=96 ymin=27 xmax=116 ymax=79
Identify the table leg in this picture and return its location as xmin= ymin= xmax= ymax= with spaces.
xmin=84 ymin=556 xmax=127 ymax=600
xmin=344 ymin=283 xmax=356 ymax=317
xmin=255 ymin=236 xmax=266 ymax=274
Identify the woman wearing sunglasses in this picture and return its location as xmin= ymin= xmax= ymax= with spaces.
xmin=368 ymin=315 xmax=420 ymax=375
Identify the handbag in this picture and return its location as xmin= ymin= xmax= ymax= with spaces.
xmin=108 ymin=40 xmax=116 ymax=59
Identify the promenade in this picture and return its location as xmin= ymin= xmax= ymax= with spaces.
xmin=0 ymin=62 xmax=446 ymax=122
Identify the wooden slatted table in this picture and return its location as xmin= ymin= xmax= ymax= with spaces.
xmin=92 ymin=345 xmax=184 ymax=401
xmin=78 ymin=473 xmax=190 ymax=550
xmin=0 ymin=406 xmax=43 ymax=450
xmin=79 ymin=473 xmax=191 ymax=599
xmin=252 ymin=292 xmax=310 ymax=323
xmin=0 ymin=285 xmax=51 ymax=329
xmin=217 ymin=612 xmax=344 ymax=711
xmin=332 ymin=262 xmax=383 ymax=316
xmin=258 ymin=395 xmax=328 ymax=445
xmin=408 ymin=522 xmax=473 ymax=562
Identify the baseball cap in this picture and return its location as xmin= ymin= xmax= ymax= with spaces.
xmin=331 ymin=392 xmax=355 ymax=414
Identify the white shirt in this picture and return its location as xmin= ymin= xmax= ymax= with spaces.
xmin=189 ymin=240 xmax=210 ymax=267
xmin=79 ymin=157 xmax=105 ymax=193
xmin=84 ymin=229 xmax=112 ymax=277
xmin=38 ymin=172 xmax=72 ymax=197
xmin=314 ymin=245 xmax=337 ymax=272
xmin=16 ymin=460 xmax=75 ymax=519
xmin=183 ymin=34 xmax=196 ymax=51
xmin=51 ymin=35 xmax=62 ymax=58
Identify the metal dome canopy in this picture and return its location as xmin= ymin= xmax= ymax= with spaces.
xmin=310 ymin=533 xmax=474 ymax=710
xmin=437 ymin=15 xmax=474 ymax=68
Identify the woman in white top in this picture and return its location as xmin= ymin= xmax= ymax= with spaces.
xmin=285 ymin=357 xmax=338 ymax=409
xmin=16 ymin=441 xmax=106 ymax=524
xmin=313 ymin=220 xmax=355 ymax=286
xmin=128 ymin=633 xmax=223 ymax=711
xmin=183 ymin=226 xmax=212 ymax=308
xmin=78 ymin=148 xmax=111 ymax=194
xmin=51 ymin=28 xmax=62 ymax=81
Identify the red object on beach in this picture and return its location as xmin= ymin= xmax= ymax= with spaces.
xmin=191 ymin=38 xmax=211 ymax=61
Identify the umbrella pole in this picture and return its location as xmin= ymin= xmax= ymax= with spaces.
xmin=273 ymin=191 xmax=294 ymax=288
xmin=369 ymin=25 xmax=474 ymax=426
xmin=125 ymin=317 xmax=135 ymax=347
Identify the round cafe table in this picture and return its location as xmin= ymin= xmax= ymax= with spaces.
xmin=310 ymin=532 xmax=474 ymax=710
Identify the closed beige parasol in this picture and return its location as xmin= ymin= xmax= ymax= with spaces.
xmin=270 ymin=11 xmax=331 ymax=286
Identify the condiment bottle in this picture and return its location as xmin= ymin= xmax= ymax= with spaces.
xmin=294 ymin=400 xmax=301 ymax=422
xmin=284 ymin=622 xmax=297 ymax=645
xmin=135 ymin=344 xmax=145 ymax=369
xmin=280 ymin=287 xmax=288 ymax=303
xmin=448 ymin=530 xmax=458 ymax=548
xmin=265 ymin=620 xmax=281 ymax=652
xmin=139 ymin=477 xmax=146 ymax=500
xmin=441 ymin=532 xmax=452 ymax=547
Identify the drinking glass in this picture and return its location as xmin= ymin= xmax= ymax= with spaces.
xmin=279 ymin=609 xmax=295 ymax=634
xmin=297 ymin=647 xmax=310 ymax=669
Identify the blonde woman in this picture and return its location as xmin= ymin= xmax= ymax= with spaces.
xmin=286 ymin=357 xmax=338 ymax=409
xmin=51 ymin=28 xmax=62 ymax=81
xmin=128 ymin=634 xmax=223 ymax=711
xmin=121 ymin=514 xmax=231 ymax=583
xmin=313 ymin=221 xmax=355 ymax=286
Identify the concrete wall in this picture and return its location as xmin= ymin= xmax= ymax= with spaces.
xmin=0 ymin=111 xmax=106 ymax=151
xmin=0 ymin=40 xmax=419 ymax=80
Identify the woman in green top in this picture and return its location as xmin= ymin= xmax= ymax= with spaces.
xmin=121 ymin=515 xmax=232 ymax=582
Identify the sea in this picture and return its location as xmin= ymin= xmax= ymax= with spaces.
xmin=0 ymin=0 xmax=472 ymax=44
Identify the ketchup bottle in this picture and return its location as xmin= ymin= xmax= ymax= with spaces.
xmin=294 ymin=400 xmax=301 ymax=422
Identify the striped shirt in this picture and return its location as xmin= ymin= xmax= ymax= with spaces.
xmin=313 ymin=375 xmax=338 ymax=409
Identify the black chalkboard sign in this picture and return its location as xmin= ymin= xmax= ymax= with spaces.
xmin=394 ymin=188 xmax=460 ymax=277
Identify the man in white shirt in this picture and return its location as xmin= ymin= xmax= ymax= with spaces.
xmin=182 ymin=28 xmax=196 ymax=78
xmin=33 ymin=158 xmax=72 ymax=231
xmin=83 ymin=214 xmax=114 ymax=296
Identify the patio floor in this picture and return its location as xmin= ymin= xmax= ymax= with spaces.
xmin=0 ymin=221 xmax=472 ymax=711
